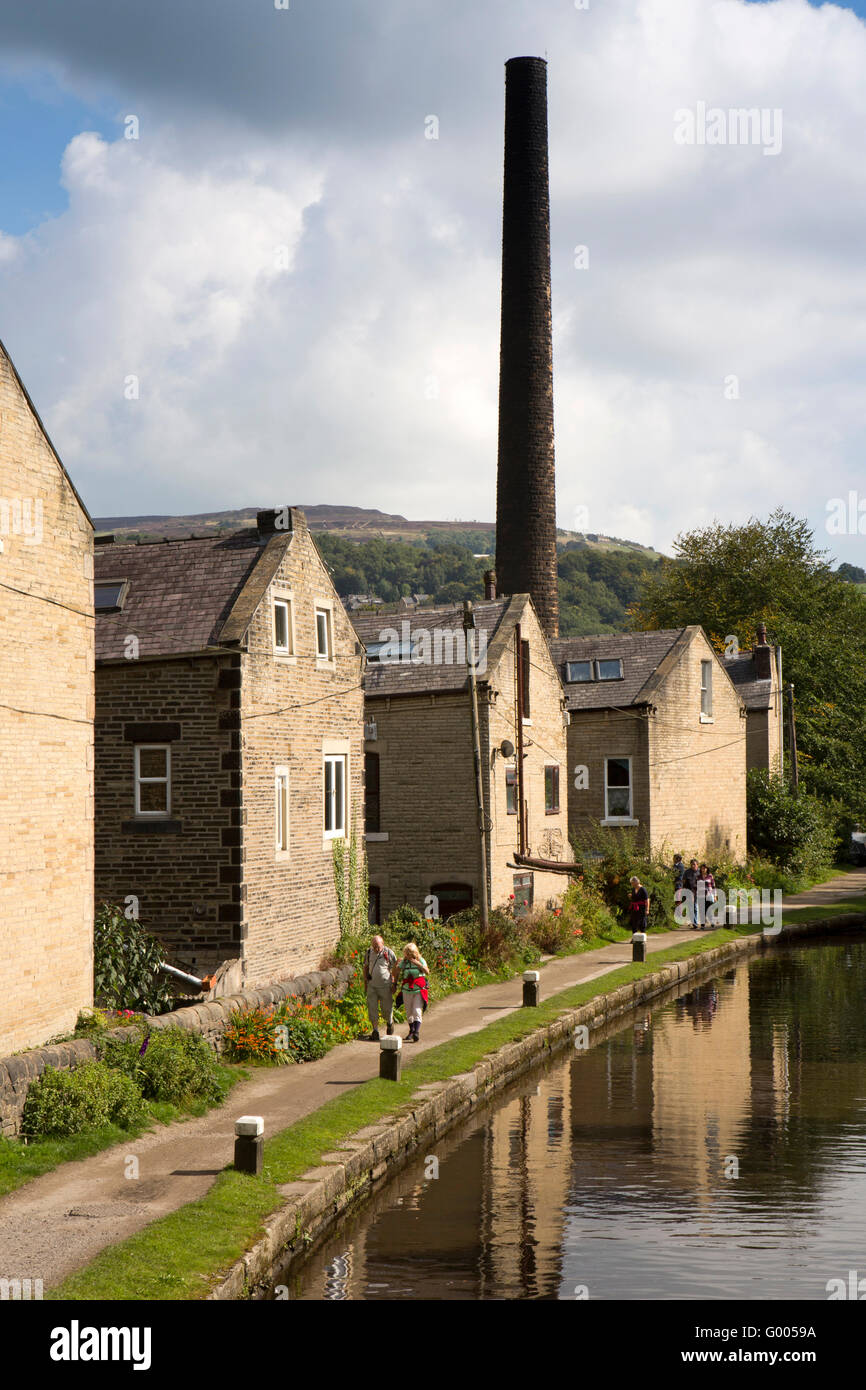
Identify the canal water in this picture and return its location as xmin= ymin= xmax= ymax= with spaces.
xmin=280 ymin=935 xmax=866 ymax=1300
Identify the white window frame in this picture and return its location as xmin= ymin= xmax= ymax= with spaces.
xmin=272 ymin=590 xmax=296 ymax=660
xmin=700 ymin=659 xmax=714 ymax=722
xmin=275 ymin=766 xmax=290 ymax=860
xmin=323 ymin=752 xmax=347 ymax=839
xmin=134 ymin=743 xmax=171 ymax=819
xmin=602 ymin=755 xmax=637 ymax=825
xmin=315 ymin=602 xmax=334 ymax=663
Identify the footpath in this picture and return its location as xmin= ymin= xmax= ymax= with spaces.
xmin=2 ymin=865 xmax=865 ymax=1289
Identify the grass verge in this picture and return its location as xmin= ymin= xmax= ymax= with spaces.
xmin=0 ymin=1063 xmax=245 ymax=1200
xmin=48 ymin=923 xmax=767 ymax=1302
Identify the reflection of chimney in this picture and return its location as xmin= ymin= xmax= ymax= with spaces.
xmin=753 ymin=622 xmax=772 ymax=680
xmin=484 ymin=570 xmax=497 ymax=600
xmin=495 ymin=57 xmax=559 ymax=639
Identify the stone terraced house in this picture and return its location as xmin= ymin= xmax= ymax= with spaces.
xmin=550 ymin=626 xmax=747 ymax=863
xmin=93 ymin=507 xmax=364 ymax=991
xmin=351 ymin=593 xmax=571 ymax=924
xmin=0 ymin=340 xmax=94 ymax=1054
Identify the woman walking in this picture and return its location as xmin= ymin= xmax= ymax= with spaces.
xmin=394 ymin=942 xmax=429 ymax=1042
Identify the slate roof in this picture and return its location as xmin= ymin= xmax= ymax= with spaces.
xmin=95 ymin=530 xmax=267 ymax=660
xmin=549 ymin=630 xmax=686 ymax=711
xmin=351 ymin=598 xmax=513 ymax=696
xmin=722 ymin=654 xmax=773 ymax=711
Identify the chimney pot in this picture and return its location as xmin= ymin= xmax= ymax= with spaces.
xmin=484 ymin=570 xmax=497 ymax=600
xmin=753 ymin=622 xmax=772 ymax=679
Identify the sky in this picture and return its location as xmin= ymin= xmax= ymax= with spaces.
xmin=0 ymin=0 xmax=864 ymax=564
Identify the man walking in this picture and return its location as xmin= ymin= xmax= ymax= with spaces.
xmin=682 ymin=857 xmax=700 ymax=928
xmin=363 ymin=934 xmax=397 ymax=1041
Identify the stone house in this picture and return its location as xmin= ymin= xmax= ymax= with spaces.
xmin=550 ymin=626 xmax=747 ymax=863
xmin=351 ymin=594 xmax=571 ymax=924
xmin=722 ymin=624 xmax=783 ymax=773
xmin=94 ymin=508 xmax=364 ymax=990
xmin=0 ymin=340 xmax=94 ymax=1054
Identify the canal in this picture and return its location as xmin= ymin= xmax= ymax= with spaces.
xmin=279 ymin=933 xmax=866 ymax=1300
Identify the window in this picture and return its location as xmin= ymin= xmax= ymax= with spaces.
xmin=315 ymin=607 xmax=332 ymax=660
xmin=597 ymin=659 xmax=623 ymax=681
xmin=544 ymin=765 xmax=560 ymax=814
xmin=505 ymin=766 xmax=518 ymax=815
xmin=564 ymin=658 xmax=623 ymax=683
xmin=324 ymin=753 xmax=347 ymax=837
xmin=95 ymin=579 xmax=128 ymax=613
xmin=274 ymin=768 xmax=289 ymax=855
xmin=521 ymin=639 xmax=531 ymax=718
xmin=134 ymin=744 xmax=170 ymax=817
xmin=431 ymin=882 xmax=473 ymax=919
xmin=701 ymin=660 xmax=713 ymax=718
xmin=368 ymin=886 xmax=381 ymax=926
xmin=604 ymin=756 xmax=632 ymax=820
xmin=364 ymin=752 xmax=380 ymax=833
xmin=273 ymin=597 xmax=294 ymax=656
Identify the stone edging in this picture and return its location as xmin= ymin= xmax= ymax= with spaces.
xmin=208 ymin=915 xmax=866 ymax=1300
xmin=0 ymin=964 xmax=355 ymax=1139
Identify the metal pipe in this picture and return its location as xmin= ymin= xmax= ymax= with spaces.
xmin=158 ymin=961 xmax=211 ymax=992
xmin=515 ymin=623 xmax=526 ymax=855
xmin=463 ymin=602 xmax=490 ymax=940
xmin=775 ymin=645 xmax=784 ymax=776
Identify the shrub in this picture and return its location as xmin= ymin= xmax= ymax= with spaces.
xmin=747 ymin=769 xmax=840 ymax=877
xmin=21 ymin=1062 xmax=147 ymax=1138
xmin=573 ymin=825 xmax=675 ymax=927
xmin=93 ymin=903 xmax=174 ymax=1015
xmin=100 ymin=1027 xmax=229 ymax=1106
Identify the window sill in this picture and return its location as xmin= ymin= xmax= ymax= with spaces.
xmin=699 ymin=714 xmax=715 ymax=724
xmin=601 ymin=817 xmax=639 ymax=827
xmin=273 ymin=652 xmax=297 ymax=663
xmin=122 ymin=819 xmax=182 ymax=835
xmin=364 ymin=832 xmax=389 ymax=841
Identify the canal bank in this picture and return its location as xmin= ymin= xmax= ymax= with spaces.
xmin=32 ymin=900 xmax=865 ymax=1300
xmin=207 ymin=912 xmax=866 ymax=1300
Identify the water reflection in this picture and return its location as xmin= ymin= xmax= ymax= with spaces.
xmin=282 ymin=936 xmax=866 ymax=1300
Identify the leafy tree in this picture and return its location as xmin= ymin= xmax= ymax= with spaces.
xmin=631 ymin=509 xmax=866 ymax=817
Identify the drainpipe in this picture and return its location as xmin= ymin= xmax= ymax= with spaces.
xmin=158 ymin=962 xmax=214 ymax=993
xmin=463 ymin=602 xmax=490 ymax=940
xmin=786 ymin=683 xmax=799 ymax=793
xmin=515 ymin=623 xmax=526 ymax=855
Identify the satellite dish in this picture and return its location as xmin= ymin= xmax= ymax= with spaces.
xmin=500 ymin=739 xmax=515 ymax=758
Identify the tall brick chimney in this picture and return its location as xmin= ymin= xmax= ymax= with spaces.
xmin=495 ymin=56 xmax=559 ymax=639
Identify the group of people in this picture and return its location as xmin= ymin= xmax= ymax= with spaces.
xmin=362 ymin=935 xmax=430 ymax=1042
xmin=673 ymin=854 xmax=717 ymax=928
xmin=626 ymin=855 xmax=719 ymax=934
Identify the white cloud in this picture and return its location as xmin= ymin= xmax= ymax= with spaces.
xmin=0 ymin=0 xmax=864 ymax=565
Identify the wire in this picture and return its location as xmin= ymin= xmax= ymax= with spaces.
xmin=653 ymin=734 xmax=747 ymax=765
xmin=0 ymin=578 xmax=94 ymax=620
xmin=0 ymin=700 xmax=92 ymax=726
xmin=244 ymin=681 xmax=365 ymax=718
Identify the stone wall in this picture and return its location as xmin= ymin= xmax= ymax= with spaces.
xmin=0 ymin=963 xmax=355 ymax=1138
xmin=0 ymin=344 xmax=94 ymax=1055
xmin=240 ymin=516 xmax=365 ymax=986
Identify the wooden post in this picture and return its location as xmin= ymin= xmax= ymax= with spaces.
xmin=234 ymin=1116 xmax=264 ymax=1175
xmin=632 ymin=933 xmax=647 ymax=963
xmin=379 ymin=1035 xmax=402 ymax=1081
xmin=522 ymin=970 xmax=540 ymax=1006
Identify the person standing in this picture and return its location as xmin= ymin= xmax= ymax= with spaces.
xmin=697 ymin=862 xmax=717 ymax=929
xmin=394 ymin=942 xmax=429 ymax=1043
xmin=628 ymin=875 xmax=650 ymax=934
xmin=682 ymin=858 xmax=700 ymax=928
xmin=363 ymin=934 xmax=397 ymax=1041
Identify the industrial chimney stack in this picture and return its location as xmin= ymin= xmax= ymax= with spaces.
xmin=495 ymin=56 xmax=559 ymax=639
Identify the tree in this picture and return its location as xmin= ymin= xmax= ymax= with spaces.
xmin=631 ymin=508 xmax=866 ymax=818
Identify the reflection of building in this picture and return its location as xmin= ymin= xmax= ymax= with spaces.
xmin=651 ymin=971 xmax=751 ymax=1194
xmin=322 ymin=1070 xmax=574 ymax=1299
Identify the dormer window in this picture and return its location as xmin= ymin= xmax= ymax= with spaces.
xmin=95 ymin=579 xmax=128 ymax=613
xmin=565 ymin=657 xmax=623 ymax=683
xmin=597 ymin=659 xmax=623 ymax=681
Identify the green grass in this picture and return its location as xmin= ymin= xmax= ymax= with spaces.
xmin=47 ymin=923 xmax=765 ymax=1303
xmin=0 ymin=1063 xmax=245 ymax=1200
xmin=780 ymin=897 xmax=866 ymax=924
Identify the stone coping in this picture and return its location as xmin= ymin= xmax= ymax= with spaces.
xmin=0 ymin=963 xmax=355 ymax=1139
xmin=207 ymin=914 xmax=866 ymax=1300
